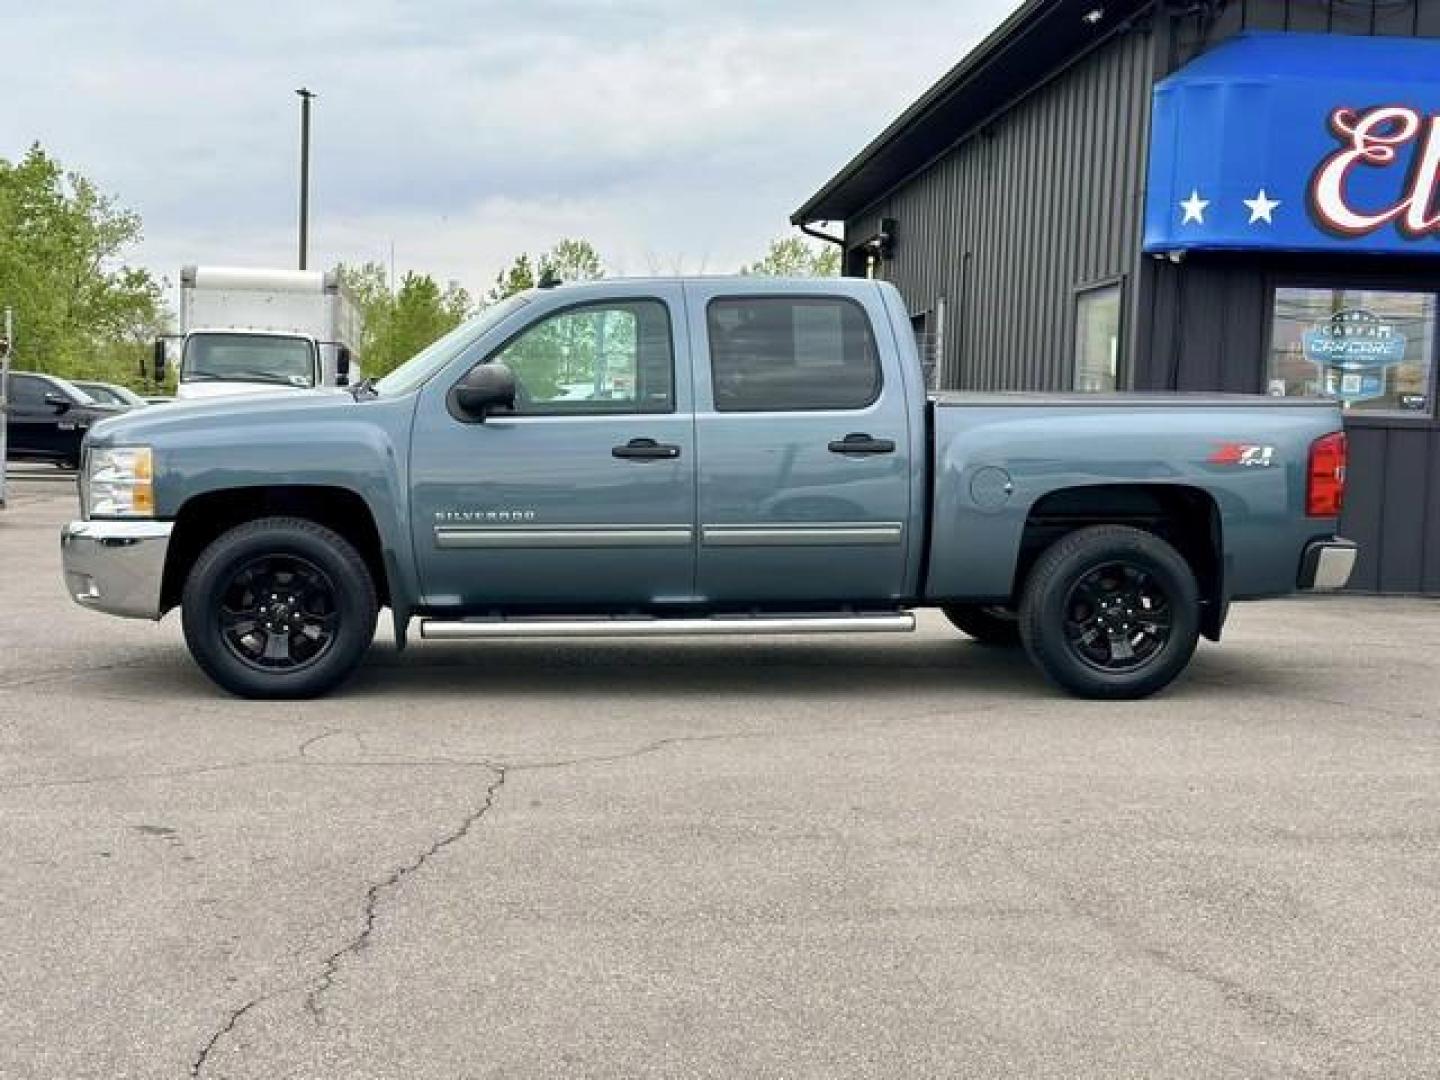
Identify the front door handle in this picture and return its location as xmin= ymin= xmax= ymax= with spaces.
xmin=828 ymin=432 xmax=896 ymax=455
xmin=612 ymin=437 xmax=681 ymax=461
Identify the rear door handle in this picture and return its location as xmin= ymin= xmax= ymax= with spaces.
xmin=828 ymin=433 xmax=896 ymax=455
xmin=612 ymin=437 xmax=681 ymax=461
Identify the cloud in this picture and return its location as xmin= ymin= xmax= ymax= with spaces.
xmin=1 ymin=0 xmax=1014 ymax=300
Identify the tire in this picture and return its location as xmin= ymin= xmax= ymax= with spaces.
xmin=1019 ymin=525 xmax=1199 ymax=700
xmin=181 ymin=516 xmax=378 ymax=699
xmin=941 ymin=604 xmax=1022 ymax=646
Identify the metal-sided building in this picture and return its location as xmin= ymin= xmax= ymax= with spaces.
xmin=793 ymin=0 xmax=1440 ymax=594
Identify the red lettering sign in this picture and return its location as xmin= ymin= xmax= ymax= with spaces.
xmin=1309 ymin=105 xmax=1440 ymax=239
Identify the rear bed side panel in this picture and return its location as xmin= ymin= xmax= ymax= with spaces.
xmin=922 ymin=398 xmax=1344 ymax=603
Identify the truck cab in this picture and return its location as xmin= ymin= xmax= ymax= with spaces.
xmin=164 ymin=266 xmax=360 ymax=400
xmin=178 ymin=329 xmax=324 ymax=398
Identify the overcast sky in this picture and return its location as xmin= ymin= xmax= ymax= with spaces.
xmin=2 ymin=1 xmax=1013 ymax=298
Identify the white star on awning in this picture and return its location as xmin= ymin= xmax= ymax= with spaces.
xmin=1243 ymin=189 xmax=1281 ymax=224
xmin=1179 ymin=190 xmax=1209 ymax=224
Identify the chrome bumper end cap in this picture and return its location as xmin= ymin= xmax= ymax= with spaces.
xmin=1299 ymin=538 xmax=1357 ymax=592
xmin=60 ymin=519 xmax=174 ymax=619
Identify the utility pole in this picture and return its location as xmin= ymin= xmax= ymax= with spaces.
xmin=296 ymin=87 xmax=317 ymax=270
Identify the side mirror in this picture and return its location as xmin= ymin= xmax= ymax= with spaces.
xmin=44 ymin=391 xmax=72 ymax=413
xmin=451 ymin=362 xmax=516 ymax=422
xmin=336 ymin=346 xmax=352 ymax=387
xmin=152 ymin=339 xmax=168 ymax=383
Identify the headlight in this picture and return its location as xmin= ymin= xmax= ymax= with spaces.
xmin=87 ymin=446 xmax=154 ymax=518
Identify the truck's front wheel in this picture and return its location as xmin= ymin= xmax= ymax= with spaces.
xmin=1019 ymin=525 xmax=1199 ymax=700
xmin=181 ymin=517 xmax=377 ymax=699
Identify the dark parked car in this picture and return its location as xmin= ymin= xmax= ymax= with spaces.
xmin=72 ymin=380 xmax=149 ymax=408
xmin=4 ymin=372 xmax=126 ymax=468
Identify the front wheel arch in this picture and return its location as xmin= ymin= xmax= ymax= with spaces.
xmin=161 ymin=485 xmax=390 ymax=614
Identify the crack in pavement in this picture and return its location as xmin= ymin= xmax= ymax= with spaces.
xmin=184 ymin=728 xmax=779 ymax=1077
xmin=303 ymin=765 xmax=508 ymax=1020
xmin=188 ymin=765 xmax=507 ymax=1078
xmin=2 ymin=701 xmax=1030 ymax=796
xmin=169 ymin=710 xmax=1055 ymax=1076
xmin=189 ymin=992 xmax=274 ymax=1078
xmin=0 ymin=757 xmax=499 ymax=793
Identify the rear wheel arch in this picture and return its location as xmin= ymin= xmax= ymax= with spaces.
xmin=161 ymin=485 xmax=390 ymax=614
xmin=1011 ymin=483 xmax=1224 ymax=641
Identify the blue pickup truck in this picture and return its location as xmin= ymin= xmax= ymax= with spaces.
xmin=60 ymin=277 xmax=1354 ymax=700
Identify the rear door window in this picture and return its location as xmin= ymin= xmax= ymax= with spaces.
xmin=707 ymin=296 xmax=881 ymax=411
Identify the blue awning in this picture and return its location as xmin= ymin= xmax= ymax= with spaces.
xmin=1143 ymin=32 xmax=1440 ymax=256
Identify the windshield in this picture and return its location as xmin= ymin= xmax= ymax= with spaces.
xmin=374 ymin=293 xmax=531 ymax=396
xmin=50 ymin=376 xmax=97 ymax=404
xmin=183 ymin=333 xmax=317 ymax=388
xmin=76 ymin=383 xmax=141 ymax=406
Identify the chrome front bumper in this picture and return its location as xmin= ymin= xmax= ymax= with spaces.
xmin=61 ymin=519 xmax=174 ymax=619
xmin=1299 ymin=538 xmax=1358 ymax=591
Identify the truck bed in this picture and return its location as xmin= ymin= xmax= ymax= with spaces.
xmin=923 ymin=390 xmax=1345 ymax=605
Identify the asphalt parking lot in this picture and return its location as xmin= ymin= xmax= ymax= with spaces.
xmin=2 ymin=478 xmax=1438 ymax=1079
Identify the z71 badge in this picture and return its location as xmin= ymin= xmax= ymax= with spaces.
xmin=1208 ymin=443 xmax=1276 ymax=467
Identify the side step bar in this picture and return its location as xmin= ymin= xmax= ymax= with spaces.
xmin=418 ymin=612 xmax=916 ymax=641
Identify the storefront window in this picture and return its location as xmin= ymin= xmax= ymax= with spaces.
xmin=1074 ymin=283 xmax=1121 ymax=392
xmin=1268 ymin=288 xmax=1437 ymax=415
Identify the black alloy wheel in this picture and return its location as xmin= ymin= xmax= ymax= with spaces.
xmin=218 ymin=554 xmax=339 ymax=672
xmin=1062 ymin=562 xmax=1173 ymax=672
xmin=1019 ymin=524 xmax=1200 ymax=700
xmin=182 ymin=516 xmax=378 ymax=699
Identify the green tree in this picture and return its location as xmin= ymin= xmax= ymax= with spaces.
xmin=486 ymin=252 xmax=536 ymax=305
xmin=0 ymin=144 xmax=167 ymax=388
xmin=486 ymin=239 xmax=605 ymax=304
xmin=539 ymin=238 xmax=604 ymax=285
xmin=340 ymin=261 xmax=395 ymax=374
xmin=339 ymin=263 xmax=472 ymax=377
xmin=741 ymin=234 xmax=841 ymax=277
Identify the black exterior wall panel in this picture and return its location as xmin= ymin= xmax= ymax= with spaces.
xmin=1425 ymin=431 xmax=1440 ymax=592
xmin=845 ymin=25 xmax=1156 ymax=392
xmin=1379 ymin=428 xmax=1431 ymax=593
xmin=1343 ymin=428 xmax=1389 ymax=593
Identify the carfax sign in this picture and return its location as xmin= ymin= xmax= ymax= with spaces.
xmin=1143 ymin=33 xmax=1440 ymax=255
xmin=1301 ymin=309 xmax=1407 ymax=403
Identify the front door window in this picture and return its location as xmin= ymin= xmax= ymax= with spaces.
xmin=490 ymin=300 xmax=673 ymax=414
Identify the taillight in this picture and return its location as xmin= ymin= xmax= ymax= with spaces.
xmin=1307 ymin=431 xmax=1347 ymax=518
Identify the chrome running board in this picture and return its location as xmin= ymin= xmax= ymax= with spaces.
xmin=418 ymin=612 xmax=915 ymax=641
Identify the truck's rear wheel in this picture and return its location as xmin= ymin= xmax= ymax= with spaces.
xmin=1019 ymin=525 xmax=1199 ymax=700
xmin=181 ymin=517 xmax=377 ymax=699
xmin=941 ymin=604 xmax=1021 ymax=646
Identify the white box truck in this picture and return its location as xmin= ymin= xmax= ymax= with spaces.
xmin=158 ymin=266 xmax=362 ymax=400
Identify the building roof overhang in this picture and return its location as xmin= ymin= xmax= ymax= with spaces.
xmin=791 ymin=0 xmax=1152 ymax=229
